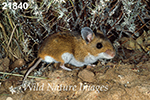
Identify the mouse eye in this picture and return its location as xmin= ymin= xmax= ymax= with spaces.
xmin=96 ymin=42 xmax=103 ymax=49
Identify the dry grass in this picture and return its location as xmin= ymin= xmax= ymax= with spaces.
xmin=0 ymin=0 xmax=150 ymax=78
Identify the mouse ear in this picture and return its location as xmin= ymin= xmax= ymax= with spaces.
xmin=81 ymin=27 xmax=94 ymax=43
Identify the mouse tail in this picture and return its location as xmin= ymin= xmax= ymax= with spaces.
xmin=22 ymin=58 xmax=42 ymax=84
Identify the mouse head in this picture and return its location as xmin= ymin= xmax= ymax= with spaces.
xmin=81 ymin=27 xmax=116 ymax=59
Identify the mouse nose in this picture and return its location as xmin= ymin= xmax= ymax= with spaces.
xmin=105 ymin=49 xmax=116 ymax=58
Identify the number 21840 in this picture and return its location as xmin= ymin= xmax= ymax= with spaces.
xmin=2 ymin=2 xmax=29 ymax=10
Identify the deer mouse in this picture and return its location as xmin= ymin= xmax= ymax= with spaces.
xmin=23 ymin=27 xmax=116 ymax=83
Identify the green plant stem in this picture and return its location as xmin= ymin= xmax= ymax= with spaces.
xmin=0 ymin=72 xmax=47 ymax=79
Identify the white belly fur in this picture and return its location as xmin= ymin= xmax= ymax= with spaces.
xmin=44 ymin=52 xmax=112 ymax=67
xmin=62 ymin=53 xmax=85 ymax=67
xmin=44 ymin=56 xmax=58 ymax=63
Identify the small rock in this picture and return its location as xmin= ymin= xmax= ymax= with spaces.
xmin=9 ymin=59 xmax=25 ymax=70
xmin=0 ymin=57 xmax=10 ymax=71
xmin=78 ymin=69 xmax=95 ymax=82
xmin=6 ymin=97 xmax=13 ymax=100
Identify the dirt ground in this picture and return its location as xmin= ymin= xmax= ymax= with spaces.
xmin=0 ymin=52 xmax=150 ymax=100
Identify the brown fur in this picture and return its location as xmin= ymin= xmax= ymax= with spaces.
xmin=38 ymin=30 xmax=115 ymax=63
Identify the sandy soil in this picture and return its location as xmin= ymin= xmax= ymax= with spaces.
xmin=0 ymin=53 xmax=150 ymax=100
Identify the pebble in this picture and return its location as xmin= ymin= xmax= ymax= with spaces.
xmin=6 ymin=97 xmax=13 ymax=100
xmin=78 ymin=69 xmax=95 ymax=82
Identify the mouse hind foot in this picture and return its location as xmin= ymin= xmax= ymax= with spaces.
xmin=60 ymin=63 xmax=72 ymax=71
